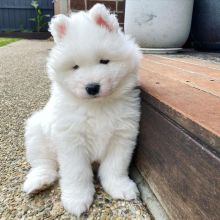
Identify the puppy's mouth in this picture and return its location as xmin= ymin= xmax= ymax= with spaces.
xmin=86 ymin=93 xmax=109 ymax=100
xmin=87 ymin=94 xmax=100 ymax=99
xmin=74 ymin=90 xmax=112 ymax=101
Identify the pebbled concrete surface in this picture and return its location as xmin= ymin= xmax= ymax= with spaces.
xmin=0 ymin=40 xmax=151 ymax=220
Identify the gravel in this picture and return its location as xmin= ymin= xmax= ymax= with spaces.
xmin=0 ymin=40 xmax=151 ymax=219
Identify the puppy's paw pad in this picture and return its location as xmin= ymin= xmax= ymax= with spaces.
xmin=61 ymin=194 xmax=93 ymax=217
xmin=23 ymin=168 xmax=58 ymax=194
xmin=104 ymin=178 xmax=139 ymax=200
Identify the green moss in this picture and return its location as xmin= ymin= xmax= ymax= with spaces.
xmin=0 ymin=38 xmax=19 ymax=47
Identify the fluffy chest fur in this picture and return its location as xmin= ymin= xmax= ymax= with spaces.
xmin=41 ymin=87 xmax=140 ymax=162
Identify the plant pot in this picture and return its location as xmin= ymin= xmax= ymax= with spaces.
xmin=124 ymin=0 xmax=194 ymax=49
xmin=191 ymin=0 xmax=220 ymax=51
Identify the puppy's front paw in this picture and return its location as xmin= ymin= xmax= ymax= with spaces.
xmin=61 ymin=188 xmax=94 ymax=217
xmin=23 ymin=167 xmax=58 ymax=194
xmin=102 ymin=177 xmax=139 ymax=200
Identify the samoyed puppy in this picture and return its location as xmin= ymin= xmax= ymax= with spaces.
xmin=23 ymin=4 xmax=141 ymax=216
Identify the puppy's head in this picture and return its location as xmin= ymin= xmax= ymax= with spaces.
xmin=48 ymin=4 xmax=141 ymax=100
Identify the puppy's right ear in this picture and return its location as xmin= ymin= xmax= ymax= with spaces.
xmin=49 ymin=14 xmax=69 ymax=43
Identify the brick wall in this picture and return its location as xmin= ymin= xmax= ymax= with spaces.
xmin=70 ymin=0 xmax=125 ymax=27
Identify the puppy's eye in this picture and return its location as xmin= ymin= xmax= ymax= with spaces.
xmin=100 ymin=59 xmax=110 ymax=65
xmin=73 ymin=65 xmax=79 ymax=70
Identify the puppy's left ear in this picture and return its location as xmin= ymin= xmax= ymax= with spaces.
xmin=89 ymin=4 xmax=119 ymax=32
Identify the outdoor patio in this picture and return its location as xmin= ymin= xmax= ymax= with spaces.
xmin=0 ymin=0 xmax=220 ymax=219
xmin=1 ymin=38 xmax=220 ymax=219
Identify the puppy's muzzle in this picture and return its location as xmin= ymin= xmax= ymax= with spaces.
xmin=86 ymin=83 xmax=100 ymax=96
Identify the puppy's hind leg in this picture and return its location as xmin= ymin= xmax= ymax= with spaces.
xmin=23 ymin=112 xmax=58 ymax=194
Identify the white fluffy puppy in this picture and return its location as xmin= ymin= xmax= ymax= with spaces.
xmin=23 ymin=4 xmax=141 ymax=216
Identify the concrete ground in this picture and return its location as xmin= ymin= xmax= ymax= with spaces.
xmin=0 ymin=40 xmax=151 ymax=220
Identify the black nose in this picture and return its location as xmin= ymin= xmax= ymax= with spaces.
xmin=86 ymin=83 xmax=100 ymax=96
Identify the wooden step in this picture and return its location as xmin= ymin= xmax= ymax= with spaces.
xmin=136 ymin=53 xmax=220 ymax=220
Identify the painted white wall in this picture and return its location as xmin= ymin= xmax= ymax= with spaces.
xmin=60 ymin=0 xmax=69 ymax=14
xmin=54 ymin=0 xmax=69 ymax=15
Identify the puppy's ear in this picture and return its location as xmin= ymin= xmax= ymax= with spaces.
xmin=89 ymin=4 xmax=119 ymax=32
xmin=49 ymin=14 xmax=69 ymax=43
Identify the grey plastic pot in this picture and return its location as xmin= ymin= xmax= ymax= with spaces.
xmin=124 ymin=0 xmax=194 ymax=49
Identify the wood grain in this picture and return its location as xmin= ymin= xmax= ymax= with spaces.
xmin=139 ymin=65 xmax=220 ymax=152
xmin=135 ymin=101 xmax=220 ymax=220
xmin=141 ymin=59 xmax=220 ymax=97
xmin=143 ymin=55 xmax=220 ymax=78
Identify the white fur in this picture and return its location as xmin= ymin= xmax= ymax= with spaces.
xmin=24 ymin=4 xmax=141 ymax=217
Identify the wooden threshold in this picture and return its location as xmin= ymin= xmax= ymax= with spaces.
xmin=136 ymin=54 xmax=220 ymax=220
xmin=139 ymin=54 xmax=220 ymax=153
xmin=136 ymin=101 xmax=220 ymax=220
